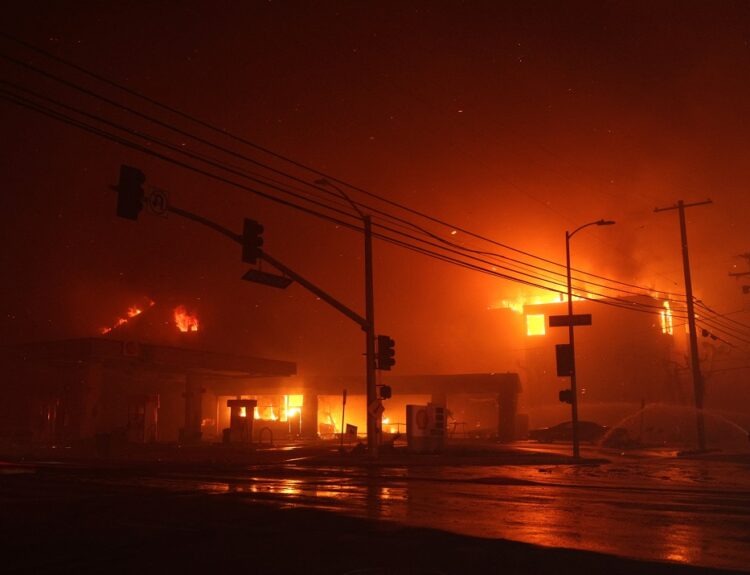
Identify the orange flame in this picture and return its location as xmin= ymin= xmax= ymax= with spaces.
xmin=174 ymin=305 xmax=199 ymax=332
xmin=100 ymin=299 xmax=154 ymax=334
xmin=253 ymin=405 xmax=278 ymax=421
xmin=494 ymin=292 xmax=566 ymax=314
xmin=660 ymin=301 xmax=674 ymax=335
xmin=526 ymin=314 xmax=546 ymax=336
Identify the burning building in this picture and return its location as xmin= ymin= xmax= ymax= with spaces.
xmin=0 ymin=337 xmax=298 ymax=447
xmin=0 ymin=300 xmax=299 ymax=447
xmin=495 ymin=293 xmax=690 ymax=428
xmin=1 ymin=297 xmax=524 ymax=447
xmin=306 ymin=373 xmax=522 ymax=442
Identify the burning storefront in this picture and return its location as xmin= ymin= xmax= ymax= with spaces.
xmin=0 ymin=337 xmax=297 ymax=447
xmin=306 ymin=372 xmax=523 ymax=442
xmin=0 ymin=299 xmax=299 ymax=447
xmin=1 ymin=298 xmax=526 ymax=447
xmin=494 ymin=293 xmax=690 ymax=428
xmin=0 ymin=339 xmax=522 ymax=446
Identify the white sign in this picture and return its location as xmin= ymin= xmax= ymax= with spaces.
xmin=147 ymin=188 xmax=169 ymax=215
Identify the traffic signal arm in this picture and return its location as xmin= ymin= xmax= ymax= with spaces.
xmin=258 ymin=250 xmax=368 ymax=329
xmin=130 ymin=195 xmax=370 ymax=331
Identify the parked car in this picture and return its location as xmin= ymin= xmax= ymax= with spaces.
xmin=528 ymin=420 xmax=608 ymax=443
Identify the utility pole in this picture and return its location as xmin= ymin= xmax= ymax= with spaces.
xmin=655 ymin=199 xmax=712 ymax=451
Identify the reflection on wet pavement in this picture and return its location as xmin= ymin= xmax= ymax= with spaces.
xmin=73 ymin=451 xmax=750 ymax=571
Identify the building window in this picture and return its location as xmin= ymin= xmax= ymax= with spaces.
xmin=526 ymin=314 xmax=546 ymax=336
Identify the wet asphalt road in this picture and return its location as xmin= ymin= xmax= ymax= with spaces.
xmin=50 ymin=444 xmax=749 ymax=572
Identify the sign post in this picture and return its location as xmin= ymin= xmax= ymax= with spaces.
xmin=549 ymin=313 xmax=594 ymax=458
xmin=340 ymin=389 xmax=347 ymax=449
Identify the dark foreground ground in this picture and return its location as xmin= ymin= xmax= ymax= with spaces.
xmin=1 ymin=462 xmax=745 ymax=575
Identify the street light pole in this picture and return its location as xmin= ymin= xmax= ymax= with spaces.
xmin=566 ymin=219 xmax=615 ymax=459
xmin=565 ymin=230 xmax=579 ymax=458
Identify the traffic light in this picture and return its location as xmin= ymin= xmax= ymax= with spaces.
xmin=379 ymin=385 xmax=392 ymax=400
xmin=113 ymin=165 xmax=145 ymax=220
xmin=242 ymin=218 xmax=264 ymax=264
xmin=376 ymin=335 xmax=396 ymax=370
xmin=559 ymin=389 xmax=573 ymax=404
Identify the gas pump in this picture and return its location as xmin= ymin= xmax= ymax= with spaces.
xmin=225 ymin=399 xmax=257 ymax=444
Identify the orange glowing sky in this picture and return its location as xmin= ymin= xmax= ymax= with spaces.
xmin=3 ymin=2 xmax=750 ymax=376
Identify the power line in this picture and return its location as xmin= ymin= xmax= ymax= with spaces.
xmin=695 ymin=319 xmax=750 ymax=347
xmin=0 ymin=33 xmax=689 ymax=301
xmin=1 ymin=48 xmax=625 ymax=297
xmin=0 ymin=75 xmax=690 ymax=319
xmin=0 ymin=80 xmax=365 ymax=228
xmin=695 ymin=301 xmax=750 ymax=331
xmin=1 ymin=46 xmax=671 ymax=303
xmin=8 ymin=43 xmax=736 ymax=333
xmin=0 ymin=85 xmax=694 ymax=325
xmin=0 ymin=89 xmax=366 ymax=234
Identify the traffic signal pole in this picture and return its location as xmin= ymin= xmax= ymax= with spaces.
xmin=113 ymin=167 xmax=386 ymax=457
xmin=316 ymin=179 xmax=382 ymax=457
xmin=263 ymin=215 xmax=378 ymax=455
xmin=364 ymin=215 xmax=378 ymax=457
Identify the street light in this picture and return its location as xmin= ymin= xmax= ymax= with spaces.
xmin=566 ymin=218 xmax=615 ymax=459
